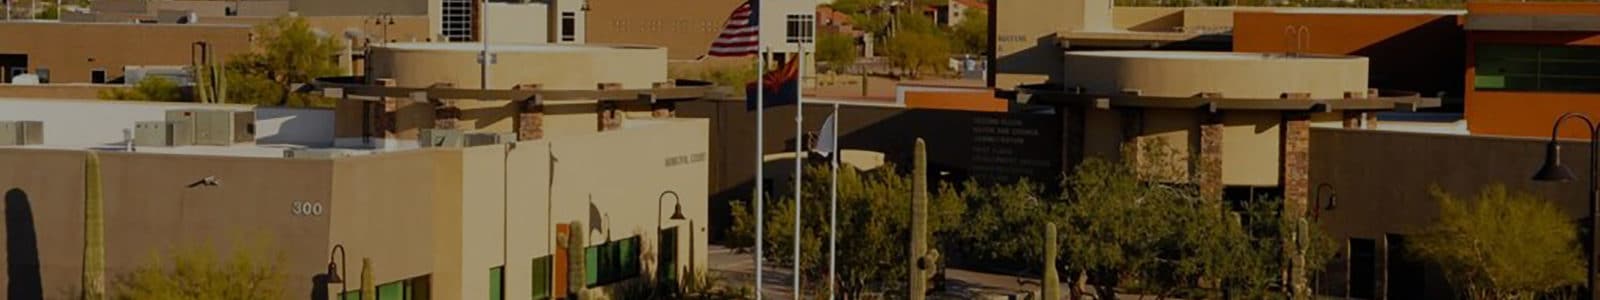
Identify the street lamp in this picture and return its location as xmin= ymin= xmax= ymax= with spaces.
xmin=367 ymin=13 xmax=396 ymax=46
xmin=658 ymin=191 xmax=687 ymax=231
xmin=1531 ymin=112 xmax=1597 ymax=300
xmin=327 ymin=244 xmax=348 ymax=298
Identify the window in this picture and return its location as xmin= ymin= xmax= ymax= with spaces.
xmin=34 ymin=68 xmax=48 ymax=84
xmin=340 ymin=291 xmax=361 ymax=300
xmin=351 ymin=275 xmax=430 ymax=300
xmin=1349 ymin=238 xmax=1376 ymax=299
xmin=377 ymin=281 xmax=405 ymax=300
xmin=1475 ymin=44 xmax=1600 ymax=93
xmin=585 ymin=236 xmax=641 ymax=286
xmin=90 ymin=69 xmax=106 ymax=84
xmin=786 ymin=14 xmax=814 ymax=44
xmin=440 ymin=0 xmax=475 ymax=42
xmin=490 ymin=266 xmax=504 ymax=300
xmin=658 ymin=227 xmax=679 ymax=283
xmin=532 ymin=256 xmax=553 ymax=300
xmin=560 ymin=12 xmax=576 ymax=42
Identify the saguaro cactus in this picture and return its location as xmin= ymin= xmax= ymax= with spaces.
xmin=1043 ymin=222 xmax=1060 ymax=300
xmin=361 ymin=258 xmax=375 ymax=300
xmin=82 ymin=151 xmax=105 ymax=300
xmin=569 ymin=221 xmax=587 ymax=300
xmin=909 ymin=138 xmax=939 ymax=300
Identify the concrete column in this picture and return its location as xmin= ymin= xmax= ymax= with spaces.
xmin=1198 ymin=111 xmax=1224 ymax=201
xmin=1364 ymin=112 xmax=1379 ymax=130
xmin=598 ymin=82 xmax=624 ymax=131
xmin=514 ymin=83 xmax=544 ymax=141
xmin=1377 ymin=236 xmax=1390 ymax=300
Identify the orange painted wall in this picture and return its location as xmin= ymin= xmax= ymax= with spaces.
xmin=1465 ymin=29 xmax=1600 ymax=139
xmin=1466 ymin=2 xmax=1600 ymax=15
xmin=1233 ymin=12 xmax=1464 ymax=97
xmin=904 ymin=90 xmax=1008 ymax=112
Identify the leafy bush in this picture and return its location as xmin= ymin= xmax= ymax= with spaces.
xmin=1409 ymin=185 xmax=1585 ymax=299
xmin=115 ymin=238 xmax=287 ymax=299
xmin=98 ymin=76 xmax=184 ymax=102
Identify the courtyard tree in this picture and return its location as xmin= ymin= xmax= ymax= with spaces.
xmin=227 ymin=14 xmax=342 ymax=107
xmin=816 ymin=31 xmax=859 ymax=73
xmin=1409 ymin=185 xmax=1585 ymax=299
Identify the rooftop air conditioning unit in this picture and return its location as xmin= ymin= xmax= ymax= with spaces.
xmin=283 ymin=148 xmax=355 ymax=159
xmin=463 ymin=132 xmax=517 ymax=147
xmin=166 ymin=109 xmax=255 ymax=146
xmin=134 ymin=120 xmax=195 ymax=147
xmin=419 ymin=129 xmax=465 ymax=148
xmin=0 ymin=121 xmax=43 ymax=146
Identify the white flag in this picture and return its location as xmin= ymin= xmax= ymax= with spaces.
xmin=816 ymin=111 xmax=837 ymax=157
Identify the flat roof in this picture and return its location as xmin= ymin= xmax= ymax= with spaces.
xmin=1065 ymin=50 xmax=1363 ymax=62
xmin=1262 ymin=7 xmax=1465 ymax=15
xmin=379 ymin=42 xmax=662 ymax=53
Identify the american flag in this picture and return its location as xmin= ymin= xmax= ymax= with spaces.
xmin=707 ymin=0 xmax=759 ymax=57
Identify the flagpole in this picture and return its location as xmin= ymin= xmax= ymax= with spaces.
xmin=755 ymin=48 xmax=766 ymax=300
xmin=828 ymin=102 xmax=838 ymax=300
xmin=792 ymin=42 xmax=805 ymax=300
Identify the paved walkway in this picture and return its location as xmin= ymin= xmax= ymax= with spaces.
xmin=708 ymin=245 xmax=1047 ymax=299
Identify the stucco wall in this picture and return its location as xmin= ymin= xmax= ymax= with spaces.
xmin=289 ymin=0 xmax=429 ymax=17
xmin=1464 ymin=30 xmax=1600 ymax=139
xmin=586 ymin=0 xmax=742 ymax=59
xmin=0 ymin=22 xmax=252 ymax=84
xmin=485 ymin=3 xmax=550 ymax=44
xmin=328 ymin=149 xmax=453 ymax=297
xmin=0 ymin=148 xmax=332 ymax=299
xmin=367 ymin=43 xmax=667 ymax=90
xmin=1233 ymin=11 xmax=1464 ymax=98
xmin=1062 ymin=51 xmax=1370 ymax=99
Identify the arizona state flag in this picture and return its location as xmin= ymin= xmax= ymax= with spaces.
xmin=745 ymin=55 xmax=801 ymax=111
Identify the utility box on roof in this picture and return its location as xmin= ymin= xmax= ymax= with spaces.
xmin=165 ymin=109 xmax=255 ymax=145
xmin=135 ymin=120 xmax=195 ymax=147
xmin=0 ymin=121 xmax=43 ymax=146
xmin=464 ymin=131 xmax=517 ymax=147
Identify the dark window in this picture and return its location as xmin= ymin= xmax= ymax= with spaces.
xmin=786 ymin=14 xmax=814 ymax=44
xmin=1386 ymin=234 xmax=1426 ymax=299
xmin=489 ymin=266 xmax=504 ymax=300
xmin=585 ymin=236 xmax=641 ymax=286
xmin=90 ymin=69 xmax=106 ymax=84
xmin=1475 ymin=44 xmax=1600 ymax=93
xmin=658 ymin=226 xmax=679 ymax=282
xmin=532 ymin=256 xmax=553 ymax=300
xmin=561 ymin=12 xmax=576 ymax=42
xmin=1349 ymin=238 xmax=1376 ymax=299
xmin=440 ymin=0 xmax=475 ymax=42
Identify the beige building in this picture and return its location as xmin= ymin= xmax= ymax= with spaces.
xmin=0 ymin=42 xmax=714 ymax=300
xmin=0 ymin=21 xmax=251 ymax=84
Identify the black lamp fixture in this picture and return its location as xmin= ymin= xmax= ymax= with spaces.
xmin=1312 ymin=183 xmax=1336 ymax=221
xmin=327 ymin=244 xmax=347 ymax=293
xmin=1534 ymin=141 xmax=1576 ymax=182
xmin=663 ymin=191 xmax=687 ymax=221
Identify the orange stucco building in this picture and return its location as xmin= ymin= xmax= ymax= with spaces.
xmin=1232 ymin=9 xmax=1465 ymax=101
xmin=1463 ymin=2 xmax=1600 ymax=139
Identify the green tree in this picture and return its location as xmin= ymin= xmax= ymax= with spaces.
xmin=115 ymin=238 xmax=287 ymax=299
xmin=826 ymin=0 xmax=878 ymax=15
xmin=816 ymin=31 xmax=859 ymax=73
xmin=884 ymin=31 xmax=950 ymax=78
xmin=950 ymin=9 xmax=988 ymax=55
xmin=727 ymin=162 xmax=968 ymax=297
xmin=1408 ymin=185 xmax=1585 ymax=299
xmin=98 ymin=76 xmax=184 ymax=102
xmin=228 ymin=14 xmax=342 ymax=106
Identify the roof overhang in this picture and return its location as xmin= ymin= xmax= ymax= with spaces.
xmin=1008 ymin=84 xmax=1440 ymax=112
xmin=1057 ymin=30 xmax=1232 ymax=49
xmin=311 ymin=76 xmax=718 ymax=106
xmin=1466 ymin=14 xmax=1600 ymax=32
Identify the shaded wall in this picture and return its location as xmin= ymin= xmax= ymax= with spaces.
xmin=0 ymin=23 xmax=252 ymax=84
xmin=1233 ymin=12 xmax=1465 ymax=100
xmin=0 ymin=149 xmax=332 ymax=299
xmin=1310 ymin=128 xmax=1591 ymax=298
xmin=585 ymin=0 xmax=744 ymax=59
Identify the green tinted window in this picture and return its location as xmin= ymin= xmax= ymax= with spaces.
xmin=532 ymin=256 xmax=552 ymax=300
xmin=378 ymin=281 xmax=406 ymax=300
xmin=490 ymin=266 xmax=504 ymax=300
xmin=1476 ymin=44 xmax=1600 ymax=93
xmin=341 ymin=292 xmax=361 ymax=300
xmin=584 ymin=237 xmax=643 ymax=287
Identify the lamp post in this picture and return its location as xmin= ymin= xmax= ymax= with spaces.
xmin=368 ymin=13 xmax=396 ymax=46
xmin=327 ymin=244 xmax=348 ymax=298
xmin=657 ymin=191 xmax=688 ymax=285
xmin=1531 ymin=112 xmax=1598 ymax=300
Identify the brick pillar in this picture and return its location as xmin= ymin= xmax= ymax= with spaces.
xmin=514 ymin=83 xmax=544 ymax=141
xmin=1198 ymin=111 xmax=1224 ymax=201
xmin=598 ymin=83 xmax=624 ymax=131
xmin=1282 ymin=111 xmax=1313 ymax=300
xmin=1364 ymin=112 xmax=1379 ymax=130
xmin=652 ymin=82 xmax=676 ymax=118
